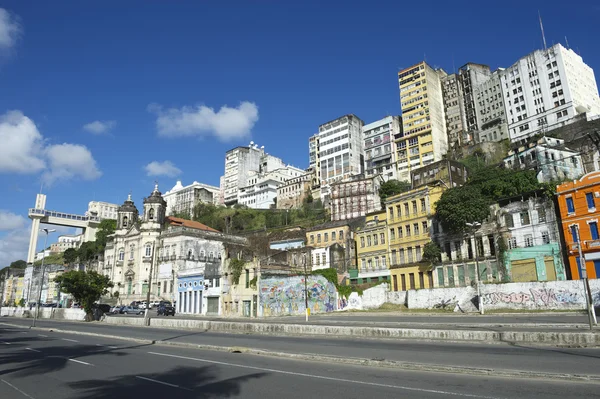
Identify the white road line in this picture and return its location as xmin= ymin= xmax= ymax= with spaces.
xmin=37 ymin=334 xmax=48 ymax=338
xmin=135 ymin=376 xmax=188 ymax=389
xmin=95 ymin=344 xmax=103 ymax=346
xmin=25 ymin=348 xmax=41 ymax=353
xmin=68 ymin=359 xmax=93 ymax=366
xmin=20 ymin=331 xmax=28 ymax=334
xmin=1 ymin=379 xmax=36 ymax=399
xmin=0 ymin=341 xmax=11 ymax=345
xmin=61 ymin=338 xmax=79 ymax=343
xmin=108 ymin=346 xmax=119 ymax=349
xmin=147 ymin=352 xmax=500 ymax=399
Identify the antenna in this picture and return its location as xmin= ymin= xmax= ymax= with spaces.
xmin=538 ymin=11 xmax=547 ymax=50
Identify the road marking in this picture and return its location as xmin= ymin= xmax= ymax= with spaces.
xmin=61 ymin=338 xmax=79 ymax=343
xmin=0 ymin=341 xmax=11 ymax=345
xmin=68 ymin=358 xmax=93 ymax=366
xmin=20 ymin=331 xmax=27 ymax=334
xmin=95 ymin=344 xmax=102 ymax=346
xmin=135 ymin=376 xmax=189 ymax=389
xmin=108 ymin=346 xmax=119 ymax=349
xmin=37 ymin=334 xmax=48 ymax=338
xmin=1 ymin=379 xmax=36 ymax=399
xmin=147 ymin=352 xmax=500 ymax=399
xmin=25 ymin=348 xmax=41 ymax=353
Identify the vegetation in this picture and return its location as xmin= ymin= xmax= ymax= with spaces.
xmin=248 ymin=276 xmax=257 ymax=289
xmin=54 ymin=270 xmax=113 ymax=321
xmin=379 ymin=179 xmax=412 ymax=207
xmin=95 ymin=219 xmax=117 ymax=252
xmin=312 ymin=268 xmax=363 ymax=299
xmin=33 ymin=253 xmax=64 ymax=266
xmin=10 ymin=260 xmax=27 ymax=269
xmin=422 ymin=242 xmax=442 ymax=264
xmin=63 ymin=248 xmax=78 ymax=266
xmin=229 ymin=258 xmax=246 ymax=285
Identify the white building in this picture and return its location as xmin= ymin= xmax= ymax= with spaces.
xmin=223 ymin=144 xmax=265 ymax=205
xmin=503 ymin=136 xmax=584 ymax=183
xmin=87 ymin=201 xmax=119 ymax=220
xmin=310 ymin=114 xmax=364 ymax=186
xmin=500 ymin=43 xmax=600 ymax=143
xmin=163 ymin=180 xmax=220 ymax=216
xmin=277 ymin=172 xmax=312 ymax=209
xmin=50 ymin=234 xmax=83 ymax=253
xmin=473 ymin=69 xmax=510 ymax=143
xmin=330 ymin=175 xmax=382 ymax=222
xmin=238 ymin=165 xmax=305 ymax=209
xmin=363 ymin=116 xmax=401 ymax=181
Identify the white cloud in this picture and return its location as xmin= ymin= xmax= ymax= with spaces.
xmin=0 ymin=110 xmax=46 ymax=173
xmin=0 ymin=210 xmax=26 ymax=231
xmin=0 ymin=110 xmax=102 ymax=186
xmin=0 ymin=228 xmax=30 ymax=267
xmin=0 ymin=8 xmax=21 ymax=52
xmin=83 ymin=120 xmax=116 ymax=134
xmin=42 ymin=143 xmax=102 ymax=185
xmin=144 ymin=160 xmax=182 ymax=178
xmin=149 ymin=101 xmax=259 ymax=142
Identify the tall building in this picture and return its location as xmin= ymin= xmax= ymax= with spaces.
xmin=329 ymin=175 xmax=382 ymax=222
xmin=310 ymin=114 xmax=364 ymax=186
xmin=473 ymin=69 xmax=509 ymax=143
xmin=500 ymin=43 xmax=600 ymax=143
xmin=163 ymin=180 xmax=220 ymax=216
xmin=238 ymin=165 xmax=305 ymax=209
xmin=87 ymin=201 xmax=119 ymax=220
xmin=363 ymin=116 xmax=401 ymax=181
xmin=223 ymin=143 xmax=265 ymax=205
xmin=397 ymin=62 xmax=448 ymax=182
xmin=50 ymin=234 xmax=83 ymax=254
xmin=441 ymin=73 xmax=466 ymax=148
xmin=457 ymin=63 xmax=492 ymax=139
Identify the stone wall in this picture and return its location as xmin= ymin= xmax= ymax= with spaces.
xmin=258 ymin=275 xmax=336 ymax=317
xmin=0 ymin=307 xmax=86 ymax=320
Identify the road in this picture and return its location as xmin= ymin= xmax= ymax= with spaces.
xmin=3 ymin=318 xmax=600 ymax=380
xmin=1 ymin=323 xmax=598 ymax=398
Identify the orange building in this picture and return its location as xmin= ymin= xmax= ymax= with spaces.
xmin=556 ymin=171 xmax=600 ymax=279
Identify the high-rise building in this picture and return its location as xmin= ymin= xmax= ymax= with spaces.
xmin=441 ymin=72 xmax=466 ymax=148
xmin=500 ymin=43 xmax=600 ymax=143
xmin=222 ymin=143 xmax=265 ymax=205
xmin=163 ymin=180 xmax=221 ymax=216
xmin=457 ymin=63 xmax=492 ymax=139
xmin=310 ymin=114 xmax=364 ymax=186
xmin=238 ymin=164 xmax=305 ymax=209
xmin=473 ymin=69 xmax=509 ymax=143
xmin=363 ymin=116 xmax=402 ymax=181
xmin=87 ymin=201 xmax=119 ymax=220
xmin=397 ymin=62 xmax=448 ymax=182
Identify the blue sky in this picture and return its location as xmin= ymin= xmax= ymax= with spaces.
xmin=0 ymin=0 xmax=599 ymax=265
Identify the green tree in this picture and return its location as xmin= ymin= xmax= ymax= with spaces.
xmin=63 ymin=248 xmax=78 ymax=267
xmin=422 ymin=242 xmax=442 ymax=264
xmin=54 ymin=270 xmax=113 ymax=321
xmin=78 ymin=241 xmax=99 ymax=268
xmin=95 ymin=219 xmax=117 ymax=251
xmin=9 ymin=260 xmax=27 ymax=269
xmin=379 ymin=180 xmax=412 ymax=207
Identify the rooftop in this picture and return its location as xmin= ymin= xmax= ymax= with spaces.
xmin=166 ymin=216 xmax=220 ymax=233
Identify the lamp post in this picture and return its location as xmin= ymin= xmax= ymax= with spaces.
xmin=465 ymin=222 xmax=484 ymax=315
xmin=144 ymin=242 xmax=155 ymax=326
xmin=33 ymin=228 xmax=56 ymax=327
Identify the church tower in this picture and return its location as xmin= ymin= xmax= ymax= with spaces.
xmin=142 ymin=184 xmax=167 ymax=230
xmin=117 ymin=194 xmax=139 ymax=230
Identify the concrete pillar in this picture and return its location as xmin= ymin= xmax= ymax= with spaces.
xmin=27 ymin=217 xmax=42 ymax=264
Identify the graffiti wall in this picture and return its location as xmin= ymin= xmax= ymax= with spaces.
xmin=481 ymin=280 xmax=590 ymax=310
xmin=258 ymin=275 xmax=337 ymax=317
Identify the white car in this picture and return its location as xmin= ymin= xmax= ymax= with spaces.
xmin=150 ymin=301 xmax=160 ymax=308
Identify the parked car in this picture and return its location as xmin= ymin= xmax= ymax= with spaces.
xmin=109 ymin=306 xmax=120 ymax=314
xmin=122 ymin=306 xmax=144 ymax=315
xmin=95 ymin=304 xmax=111 ymax=313
xmin=157 ymin=303 xmax=175 ymax=316
xmin=150 ymin=301 xmax=160 ymax=308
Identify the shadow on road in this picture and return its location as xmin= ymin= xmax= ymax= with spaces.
xmin=69 ymin=365 xmax=267 ymax=398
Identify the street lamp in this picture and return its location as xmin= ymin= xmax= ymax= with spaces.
xmin=32 ymin=228 xmax=56 ymax=327
xmin=465 ymin=222 xmax=484 ymax=315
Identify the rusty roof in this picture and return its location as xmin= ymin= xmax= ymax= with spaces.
xmin=166 ymin=216 xmax=220 ymax=233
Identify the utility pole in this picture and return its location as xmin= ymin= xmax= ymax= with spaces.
xmin=466 ymin=222 xmax=484 ymax=315
xmin=144 ymin=242 xmax=156 ymax=326
xmin=575 ymin=225 xmax=597 ymax=330
xmin=33 ymin=228 xmax=56 ymax=327
xmin=303 ymin=254 xmax=310 ymax=322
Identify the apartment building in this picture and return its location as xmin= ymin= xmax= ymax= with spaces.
xmin=223 ymin=143 xmax=265 ymax=205
xmin=397 ymin=62 xmax=448 ymax=182
xmin=329 ymin=175 xmax=382 ymax=221
xmin=50 ymin=234 xmax=83 ymax=254
xmin=363 ymin=116 xmax=401 ymax=181
xmin=163 ymin=180 xmax=220 ymax=216
xmin=500 ymin=43 xmax=600 ymax=143
xmin=87 ymin=201 xmax=118 ymax=220
xmin=238 ymin=165 xmax=305 ymax=209
xmin=441 ymin=73 xmax=466 ymax=148
xmin=277 ymin=172 xmax=312 ymax=209
xmin=473 ymin=69 xmax=509 ymax=143
xmin=354 ymin=211 xmax=390 ymax=284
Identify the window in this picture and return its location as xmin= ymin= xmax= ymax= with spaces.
xmin=390 ymin=229 xmax=396 ymax=240
xmin=508 ymin=237 xmax=517 ymax=249
xmin=373 ymin=234 xmax=378 ymax=245
xmin=149 ymin=208 xmax=155 ymax=220
xmin=317 ymin=234 xmax=321 ymax=243
xmin=361 ymin=259 xmax=366 ymax=271
xmin=537 ymin=207 xmax=546 ymax=223
xmin=381 ymin=257 xmax=386 ymax=269
xmin=339 ymin=230 xmax=344 ymax=240
xmin=380 ymin=233 xmax=385 ymax=244
xmin=524 ymin=235 xmax=534 ymax=247
xmin=389 ymin=207 xmax=394 ymax=219
xmin=590 ymin=222 xmax=599 ymax=240
xmin=541 ymin=231 xmax=550 ymax=244
xmin=391 ymin=250 xmax=397 ymax=265
xmin=422 ymin=221 xmax=428 ymax=234
xmin=321 ymin=253 xmax=326 ymax=265
xmin=324 ymin=233 xmax=329 ymax=242
xmin=145 ymin=244 xmax=152 ymax=257
xmin=375 ymin=257 xmax=380 ymax=269
xmin=367 ymin=236 xmax=372 ymax=246
xmin=566 ymin=197 xmax=575 ymax=214
xmin=404 ymin=203 xmax=409 ymax=215
xmin=331 ymin=231 xmax=336 ymax=241
xmin=367 ymin=259 xmax=372 ymax=269
xmin=420 ymin=198 xmax=426 ymax=212
xmin=505 ymin=214 xmax=514 ymax=228
xmin=129 ymin=245 xmax=135 ymax=260
xmin=586 ymin=193 xmax=595 ymax=210
xmin=310 ymin=235 xmax=314 ymax=244
xmin=396 ymin=205 xmax=402 ymax=218
xmin=118 ymin=249 xmax=125 ymax=261
xmin=415 ymin=246 xmax=422 ymax=262
xmin=245 ymin=269 xmax=250 ymax=288
xmin=570 ymin=225 xmax=579 ymax=243
xmin=407 ymin=248 xmax=413 ymax=263
xmin=412 ymin=201 xmax=418 ymax=214
xmin=413 ymin=223 xmax=419 ymax=235
xmin=405 ymin=225 xmax=411 ymax=237
xmin=122 ymin=216 xmax=128 ymax=227
xmin=360 ymin=237 xmax=365 ymax=247
xmin=520 ymin=211 xmax=530 ymax=226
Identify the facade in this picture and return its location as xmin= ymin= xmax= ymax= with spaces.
xmin=238 ymin=165 xmax=305 ymax=209
xmin=87 ymin=201 xmax=119 ymax=220
xmin=556 ymin=171 xmax=600 ymax=279
xmin=500 ymin=43 xmax=600 ymax=143
xmin=50 ymin=234 xmax=83 ymax=254
xmin=276 ymin=172 xmax=312 ymax=209
xmin=397 ymin=62 xmax=448 ymax=182
xmin=503 ymin=136 xmax=584 ymax=183
xmin=329 ymin=175 xmax=382 ymax=222
xmin=223 ymin=143 xmax=265 ymax=205
xmin=410 ymin=159 xmax=468 ymax=189
xmin=441 ymin=73 xmax=466 ymax=148
xmin=306 ymin=218 xmax=364 ymax=273
xmin=363 ymin=116 xmax=401 ymax=181
xmin=354 ymin=211 xmax=390 ymax=284
xmin=473 ymin=69 xmax=509 ymax=143
xmin=457 ymin=63 xmax=493 ymax=140
xmin=386 ymin=185 xmax=445 ymax=291
xmin=310 ymin=114 xmax=365 ymax=186
xmin=494 ymin=192 xmax=566 ymax=282
xmin=163 ymin=180 xmax=220 ymax=216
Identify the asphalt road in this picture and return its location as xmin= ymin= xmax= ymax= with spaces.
xmin=1 ymin=324 xmax=598 ymax=398
xmin=3 ymin=318 xmax=600 ymax=380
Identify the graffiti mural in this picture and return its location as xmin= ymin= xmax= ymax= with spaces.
xmin=482 ymin=288 xmax=583 ymax=308
xmin=259 ymin=275 xmax=337 ymax=317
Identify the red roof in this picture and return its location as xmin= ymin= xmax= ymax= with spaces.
xmin=166 ymin=216 xmax=220 ymax=233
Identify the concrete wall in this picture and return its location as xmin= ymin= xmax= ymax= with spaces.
xmin=259 ymin=275 xmax=336 ymax=317
xmin=0 ymin=307 xmax=86 ymax=320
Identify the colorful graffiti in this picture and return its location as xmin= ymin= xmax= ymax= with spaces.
xmin=482 ymin=288 xmax=582 ymax=307
xmin=259 ymin=275 xmax=337 ymax=317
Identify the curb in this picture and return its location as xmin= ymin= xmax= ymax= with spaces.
xmin=2 ymin=322 xmax=599 ymax=383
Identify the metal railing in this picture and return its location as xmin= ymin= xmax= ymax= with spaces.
xmin=28 ymin=208 xmax=100 ymax=222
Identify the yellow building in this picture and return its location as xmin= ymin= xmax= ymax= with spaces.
xmin=14 ymin=277 xmax=24 ymax=304
xmin=306 ymin=219 xmax=363 ymax=273
xmin=386 ymin=184 xmax=445 ymax=291
xmin=354 ymin=211 xmax=390 ymax=284
xmin=397 ymin=62 xmax=448 ymax=181
xmin=2 ymin=277 xmax=14 ymax=305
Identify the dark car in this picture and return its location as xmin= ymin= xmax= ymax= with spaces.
xmin=157 ymin=303 xmax=175 ymax=316
xmin=95 ymin=304 xmax=111 ymax=313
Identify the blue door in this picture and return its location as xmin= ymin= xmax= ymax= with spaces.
xmin=594 ymin=260 xmax=600 ymax=279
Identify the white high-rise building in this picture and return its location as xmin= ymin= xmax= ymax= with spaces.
xmin=163 ymin=180 xmax=221 ymax=216
xmin=223 ymin=143 xmax=265 ymax=205
xmin=310 ymin=114 xmax=364 ymax=186
xmin=238 ymin=165 xmax=305 ymax=209
xmin=87 ymin=201 xmax=119 ymax=220
xmin=363 ymin=116 xmax=401 ymax=181
xmin=473 ymin=69 xmax=510 ymax=143
xmin=500 ymin=43 xmax=600 ymax=143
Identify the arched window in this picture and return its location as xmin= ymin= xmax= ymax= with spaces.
xmin=122 ymin=216 xmax=128 ymax=227
xmin=209 ymin=252 xmax=214 ymax=260
xmin=118 ymin=249 xmax=125 ymax=261
xmin=187 ymin=249 xmax=193 ymax=259
xmin=149 ymin=208 xmax=155 ymax=220
xmin=145 ymin=244 xmax=152 ymax=257
xmin=200 ymin=250 xmax=205 ymax=258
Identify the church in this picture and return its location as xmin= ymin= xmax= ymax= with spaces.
xmin=102 ymin=185 xmax=247 ymax=315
